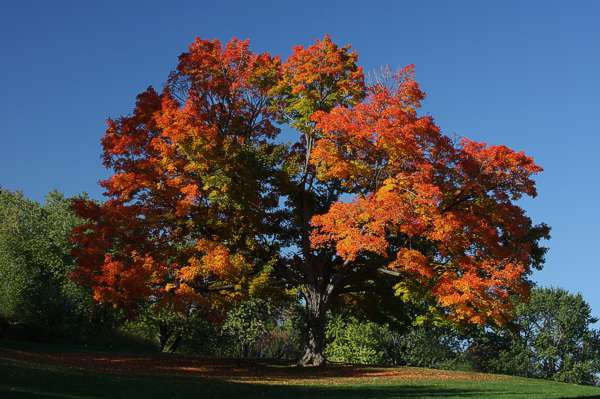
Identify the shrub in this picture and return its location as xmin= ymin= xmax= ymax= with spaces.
xmin=325 ymin=314 xmax=389 ymax=365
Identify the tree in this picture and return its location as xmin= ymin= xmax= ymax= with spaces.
xmin=72 ymin=36 xmax=549 ymax=366
xmin=472 ymin=287 xmax=600 ymax=385
xmin=221 ymin=298 xmax=274 ymax=358
xmin=0 ymin=189 xmax=109 ymax=339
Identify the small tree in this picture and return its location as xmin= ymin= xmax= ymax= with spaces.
xmin=221 ymin=298 xmax=273 ymax=358
xmin=518 ymin=287 xmax=600 ymax=384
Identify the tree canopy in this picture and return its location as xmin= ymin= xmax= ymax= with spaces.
xmin=71 ymin=35 xmax=549 ymax=365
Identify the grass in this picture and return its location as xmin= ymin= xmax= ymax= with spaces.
xmin=1 ymin=340 xmax=600 ymax=398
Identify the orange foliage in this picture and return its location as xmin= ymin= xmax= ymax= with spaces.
xmin=72 ymin=35 xmax=548 ymax=328
xmin=72 ymin=37 xmax=282 ymax=315
xmin=279 ymin=35 xmax=364 ymax=103
xmin=310 ymin=74 xmax=547 ymax=325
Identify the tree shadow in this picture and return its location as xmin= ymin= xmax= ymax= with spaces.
xmin=2 ymin=342 xmax=600 ymax=399
xmin=0 ymin=345 xmax=496 ymax=382
xmin=2 ymin=360 xmax=600 ymax=399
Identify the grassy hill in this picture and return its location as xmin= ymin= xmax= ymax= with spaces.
xmin=1 ymin=340 xmax=600 ymax=399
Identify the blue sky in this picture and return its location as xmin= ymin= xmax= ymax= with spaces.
xmin=1 ymin=1 xmax=599 ymax=315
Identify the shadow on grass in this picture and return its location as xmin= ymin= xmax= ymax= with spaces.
xmin=0 ymin=342 xmax=493 ymax=382
xmin=2 ymin=340 xmax=600 ymax=399
xmin=0 ymin=361 xmax=485 ymax=399
xmin=3 ymin=360 xmax=600 ymax=399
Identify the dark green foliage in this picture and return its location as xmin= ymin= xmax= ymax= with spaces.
xmin=467 ymin=287 xmax=600 ymax=385
xmin=390 ymin=325 xmax=467 ymax=370
xmin=0 ymin=189 xmax=115 ymax=340
xmin=516 ymin=287 xmax=600 ymax=384
xmin=219 ymin=298 xmax=304 ymax=360
xmin=120 ymin=304 xmax=219 ymax=354
xmin=120 ymin=298 xmax=304 ymax=360
xmin=324 ymin=287 xmax=600 ymax=385
xmin=466 ymin=328 xmax=529 ymax=376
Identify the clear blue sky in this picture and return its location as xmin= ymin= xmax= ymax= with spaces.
xmin=1 ymin=1 xmax=598 ymax=315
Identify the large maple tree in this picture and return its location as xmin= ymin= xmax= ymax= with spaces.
xmin=72 ymin=36 xmax=549 ymax=365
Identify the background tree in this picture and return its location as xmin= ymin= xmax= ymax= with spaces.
xmin=221 ymin=298 xmax=274 ymax=358
xmin=72 ymin=35 xmax=549 ymax=366
xmin=0 ymin=189 xmax=111 ymax=340
xmin=468 ymin=287 xmax=600 ymax=385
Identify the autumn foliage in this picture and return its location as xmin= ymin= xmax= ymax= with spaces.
xmin=71 ymin=35 xmax=548 ymax=364
xmin=72 ymin=38 xmax=282 ymax=315
xmin=309 ymin=70 xmax=546 ymax=324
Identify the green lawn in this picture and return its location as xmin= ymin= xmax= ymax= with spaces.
xmin=1 ymin=340 xmax=600 ymax=399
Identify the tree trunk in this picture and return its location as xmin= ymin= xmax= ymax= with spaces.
xmin=158 ymin=323 xmax=170 ymax=352
xmin=299 ymin=287 xmax=329 ymax=366
xmin=167 ymin=334 xmax=182 ymax=353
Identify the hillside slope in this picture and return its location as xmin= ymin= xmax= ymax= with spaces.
xmin=1 ymin=340 xmax=600 ymax=399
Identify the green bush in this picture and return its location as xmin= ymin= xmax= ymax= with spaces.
xmin=323 ymin=313 xmax=466 ymax=367
xmin=221 ymin=298 xmax=276 ymax=358
xmin=325 ymin=314 xmax=388 ymax=365
xmin=392 ymin=325 xmax=466 ymax=370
